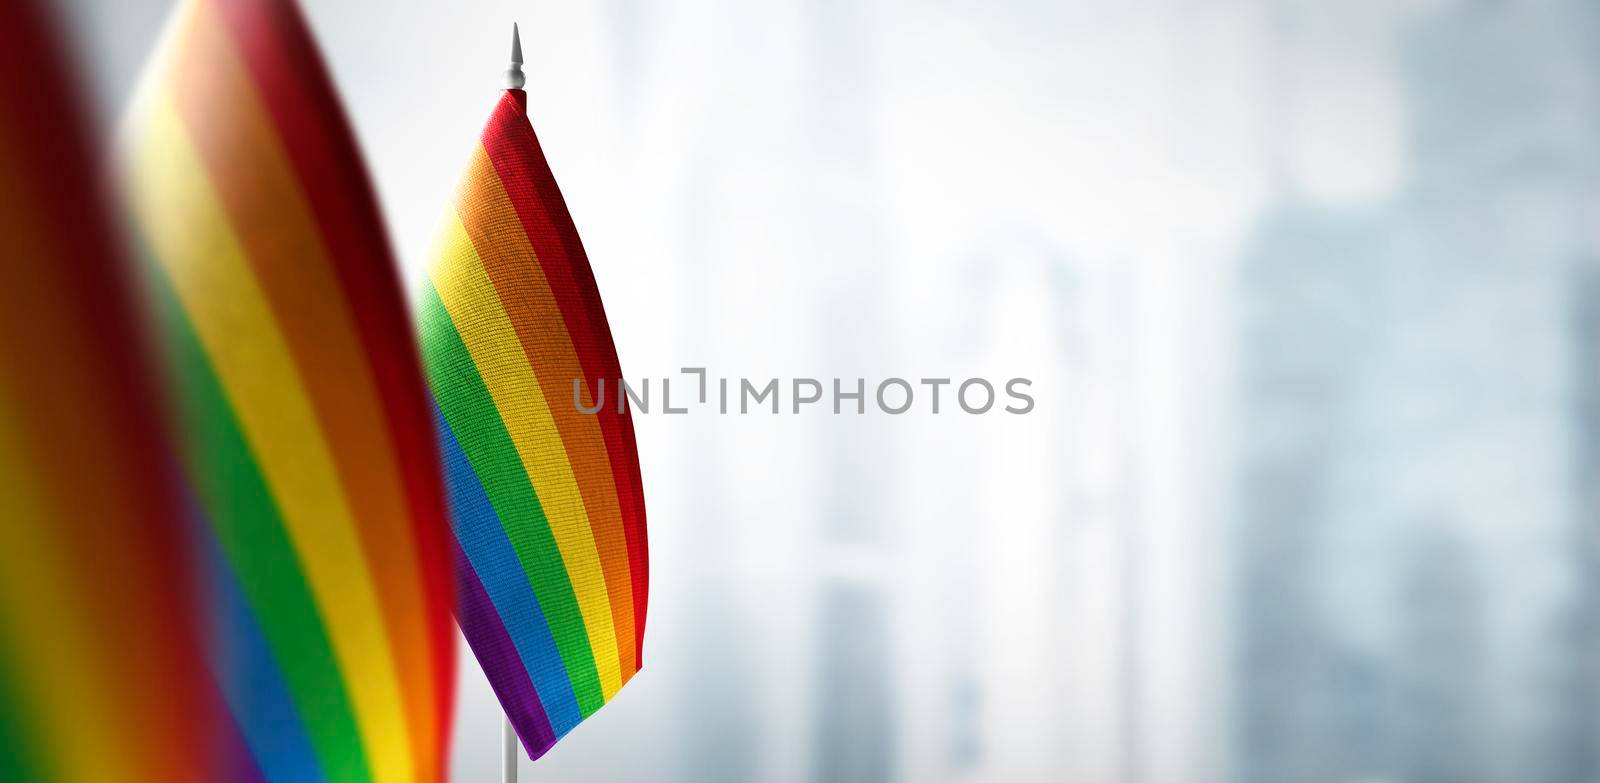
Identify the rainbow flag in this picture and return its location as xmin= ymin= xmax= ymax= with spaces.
xmin=120 ymin=1 xmax=455 ymax=780
xmin=0 ymin=2 xmax=218 ymax=780
xmin=420 ymin=86 xmax=649 ymax=759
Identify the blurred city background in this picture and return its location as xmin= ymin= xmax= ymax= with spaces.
xmin=59 ymin=0 xmax=1600 ymax=780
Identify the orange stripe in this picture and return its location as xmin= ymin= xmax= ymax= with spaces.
xmin=165 ymin=1 xmax=436 ymax=770
xmin=456 ymin=144 xmax=638 ymax=676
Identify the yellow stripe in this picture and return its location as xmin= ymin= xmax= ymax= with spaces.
xmin=0 ymin=133 xmax=139 ymax=781
xmin=429 ymin=214 xmax=624 ymax=698
xmin=167 ymin=0 xmax=438 ymax=767
xmin=459 ymin=144 xmax=637 ymax=677
xmin=0 ymin=412 xmax=132 ymax=782
xmin=124 ymin=88 xmax=414 ymax=782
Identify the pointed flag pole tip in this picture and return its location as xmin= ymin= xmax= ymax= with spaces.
xmin=505 ymin=23 xmax=525 ymax=90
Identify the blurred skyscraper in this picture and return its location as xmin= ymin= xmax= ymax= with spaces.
xmin=1234 ymin=199 xmax=1394 ymax=783
xmin=806 ymin=2 xmax=897 ymax=782
xmin=1399 ymin=520 xmax=1488 ymax=783
xmin=1565 ymin=263 xmax=1600 ymax=781
xmin=1233 ymin=1 xmax=1600 ymax=782
xmin=944 ymin=230 xmax=1084 ymax=783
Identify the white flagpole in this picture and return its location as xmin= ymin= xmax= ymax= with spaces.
xmin=499 ymin=24 xmax=526 ymax=783
xmin=502 ymin=712 xmax=519 ymax=783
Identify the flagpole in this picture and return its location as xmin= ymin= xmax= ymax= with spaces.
xmin=499 ymin=24 xmax=525 ymax=783
xmin=502 ymin=712 xmax=519 ymax=783
xmin=505 ymin=23 xmax=526 ymax=91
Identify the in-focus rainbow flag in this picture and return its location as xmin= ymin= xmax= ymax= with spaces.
xmin=0 ymin=2 xmax=217 ymax=781
xmin=120 ymin=1 xmax=455 ymax=780
xmin=420 ymin=85 xmax=649 ymax=759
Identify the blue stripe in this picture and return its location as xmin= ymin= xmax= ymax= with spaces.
xmin=205 ymin=528 xmax=327 ymax=783
xmin=434 ymin=401 xmax=584 ymax=734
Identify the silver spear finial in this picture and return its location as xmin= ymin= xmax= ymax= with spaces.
xmin=505 ymin=23 xmax=525 ymax=90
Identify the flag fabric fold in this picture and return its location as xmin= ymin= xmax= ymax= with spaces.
xmin=0 ymin=2 xmax=217 ymax=780
xmin=420 ymin=88 xmax=649 ymax=761
xmin=119 ymin=1 xmax=455 ymax=780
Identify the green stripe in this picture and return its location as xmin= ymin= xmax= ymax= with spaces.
xmin=418 ymin=284 xmax=605 ymax=714
xmin=151 ymin=273 xmax=373 ymax=782
xmin=0 ymin=649 xmax=44 ymax=781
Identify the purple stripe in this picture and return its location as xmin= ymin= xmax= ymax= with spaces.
xmin=218 ymin=704 xmax=268 ymax=783
xmin=452 ymin=539 xmax=558 ymax=757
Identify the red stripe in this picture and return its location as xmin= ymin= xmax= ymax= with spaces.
xmin=479 ymin=91 xmax=648 ymax=668
xmin=205 ymin=0 xmax=456 ymax=763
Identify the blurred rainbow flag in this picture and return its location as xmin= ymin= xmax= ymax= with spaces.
xmin=120 ymin=0 xmax=455 ymax=780
xmin=419 ymin=78 xmax=649 ymax=758
xmin=0 ymin=2 xmax=218 ymax=781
